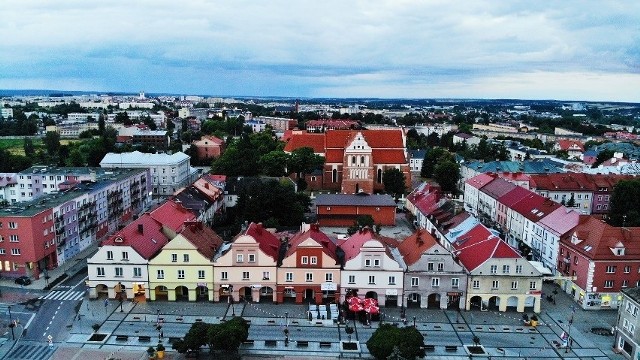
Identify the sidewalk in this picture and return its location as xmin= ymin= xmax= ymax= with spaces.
xmin=0 ymin=239 xmax=100 ymax=291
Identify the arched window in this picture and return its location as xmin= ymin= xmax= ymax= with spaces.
xmin=377 ymin=169 xmax=383 ymax=183
xmin=332 ymin=169 xmax=338 ymax=183
xmin=361 ymin=156 xmax=365 ymax=164
xmin=352 ymin=156 xmax=356 ymax=165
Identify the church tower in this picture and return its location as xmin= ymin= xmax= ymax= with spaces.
xmin=341 ymin=132 xmax=374 ymax=194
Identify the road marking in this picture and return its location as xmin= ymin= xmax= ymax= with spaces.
xmin=73 ymin=276 xmax=89 ymax=288
xmin=54 ymin=311 xmax=58 ymax=315
xmin=24 ymin=313 xmax=35 ymax=329
xmin=49 ymin=320 xmax=52 ymax=324
xmin=42 ymin=332 xmax=46 ymax=336
xmin=46 ymin=326 xmax=49 ymax=331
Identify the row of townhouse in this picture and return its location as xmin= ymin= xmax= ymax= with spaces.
xmin=464 ymin=173 xmax=640 ymax=311
xmin=0 ymin=167 xmax=151 ymax=279
xmin=88 ymin=194 xmax=540 ymax=314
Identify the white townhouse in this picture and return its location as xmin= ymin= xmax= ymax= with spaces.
xmin=463 ymin=173 xmax=496 ymax=216
xmin=338 ymin=228 xmax=404 ymax=307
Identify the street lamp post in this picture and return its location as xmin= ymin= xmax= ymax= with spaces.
xmin=413 ymin=316 xmax=416 ymax=328
xmin=8 ymin=305 xmax=14 ymax=340
xmin=156 ymin=309 xmax=160 ymax=325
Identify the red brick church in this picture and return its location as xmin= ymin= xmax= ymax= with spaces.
xmin=283 ymin=129 xmax=411 ymax=194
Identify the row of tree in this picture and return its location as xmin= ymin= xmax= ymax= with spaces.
xmin=172 ymin=317 xmax=249 ymax=354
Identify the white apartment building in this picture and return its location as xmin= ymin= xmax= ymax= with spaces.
xmin=100 ymin=151 xmax=195 ymax=196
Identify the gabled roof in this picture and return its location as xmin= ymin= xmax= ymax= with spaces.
xmin=102 ymin=214 xmax=169 ymax=260
xmin=177 ymin=221 xmax=224 ymax=260
xmin=245 ymin=222 xmax=281 ymax=261
xmin=510 ymin=192 xmax=556 ymax=221
xmin=557 ymin=139 xmax=585 ymax=152
xmin=150 ymin=199 xmax=198 ymax=231
xmin=339 ymin=227 xmax=398 ymax=262
xmin=193 ymin=135 xmax=224 ymax=146
xmin=529 ymin=173 xmax=597 ymax=192
xmin=452 ymin=224 xmax=520 ymax=271
xmin=282 ymin=133 xmax=325 ymax=153
xmin=285 ymin=224 xmax=338 ymax=261
xmin=562 ymin=215 xmax=640 ymax=260
xmin=315 ymin=193 xmax=396 ymax=207
xmin=498 ymin=186 xmax=533 ymax=207
xmin=538 ymin=207 xmax=580 ymax=237
xmin=480 ymin=177 xmax=516 ymax=200
xmin=466 ymin=173 xmax=497 ymax=190
xmin=191 ymin=177 xmax=223 ymax=202
xmin=397 ymin=229 xmax=439 ymax=266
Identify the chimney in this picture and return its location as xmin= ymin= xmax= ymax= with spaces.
xmin=138 ymin=224 xmax=144 ymax=234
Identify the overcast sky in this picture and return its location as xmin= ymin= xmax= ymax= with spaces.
xmin=1 ymin=1 xmax=638 ymax=101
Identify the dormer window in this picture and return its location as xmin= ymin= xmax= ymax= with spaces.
xmin=570 ymin=232 xmax=581 ymax=245
xmin=613 ymin=247 xmax=625 ymax=256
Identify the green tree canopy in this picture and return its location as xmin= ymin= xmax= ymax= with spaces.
xmin=288 ymin=147 xmax=325 ymax=177
xmin=234 ymin=178 xmax=309 ymax=227
xmin=366 ymin=323 xmax=425 ymax=360
xmin=608 ymin=179 xmax=640 ymax=227
xmin=382 ymin=168 xmax=406 ymax=199
xmin=259 ymin=150 xmax=290 ymax=177
xmin=433 ymin=160 xmax=460 ymax=193
xmin=592 ymin=149 xmax=615 ymax=168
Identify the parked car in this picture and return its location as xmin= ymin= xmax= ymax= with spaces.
xmin=14 ymin=276 xmax=31 ymax=285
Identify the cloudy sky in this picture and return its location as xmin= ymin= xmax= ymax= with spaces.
xmin=1 ymin=1 xmax=638 ymax=101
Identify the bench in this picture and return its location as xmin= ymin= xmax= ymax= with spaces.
xmin=445 ymin=345 xmax=458 ymax=352
xmin=115 ymin=335 xmax=128 ymax=341
xmin=138 ymin=336 xmax=151 ymax=342
xmin=242 ymin=339 xmax=254 ymax=346
xmin=320 ymin=341 xmax=331 ymax=348
xmin=265 ymin=340 xmax=277 ymax=347
xmin=297 ymin=341 xmax=309 ymax=348
xmin=422 ymin=345 xmax=435 ymax=352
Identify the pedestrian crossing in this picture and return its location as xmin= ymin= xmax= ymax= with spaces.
xmin=38 ymin=290 xmax=85 ymax=301
xmin=5 ymin=343 xmax=55 ymax=360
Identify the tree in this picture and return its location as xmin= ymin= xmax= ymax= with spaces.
xmin=566 ymin=193 xmax=576 ymax=208
xmin=43 ymin=131 xmax=61 ymax=156
xmin=288 ymin=147 xmax=324 ymax=178
xmin=382 ymin=168 xmax=406 ymax=200
xmin=366 ymin=324 xmax=425 ymax=360
xmin=420 ymin=147 xmax=445 ymax=178
xmin=433 ymin=160 xmax=460 ymax=193
xmin=347 ymin=215 xmax=375 ymax=235
xmin=592 ymin=149 xmax=615 ymax=168
xmin=66 ymin=148 xmax=85 ymax=167
xmin=608 ymin=179 xmax=640 ymax=227
xmin=23 ymin=138 xmax=35 ymax=157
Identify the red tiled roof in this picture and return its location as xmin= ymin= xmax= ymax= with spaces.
xmin=397 ymin=229 xmax=439 ymax=266
xmin=338 ymin=227 xmax=398 ymax=262
xmin=325 ymin=129 xmax=404 ymax=149
xmin=466 ymin=173 xmax=497 ymax=189
xmin=557 ymin=139 xmax=585 ymax=152
xmin=510 ymin=193 xmax=553 ymax=221
xmin=452 ymin=224 xmax=520 ymax=271
xmin=178 ymin=221 xmax=224 ymax=260
xmin=191 ymin=178 xmax=223 ymax=202
xmin=529 ymin=173 xmax=597 ymax=192
xmin=285 ymin=224 xmax=338 ymax=261
xmin=562 ymin=215 xmax=640 ymax=260
xmin=372 ymin=149 xmax=407 ymax=164
xmin=498 ymin=186 xmax=532 ymax=207
xmin=283 ymin=133 xmax=325 ymax=153
xmin=245 ymin=222 xmax=281 ymax=261
xmin=102 ymin=214 xmax=169 ymax=259
xmin=480 ymin=177 xmax=516 ymax=200
xmin=150 ymin=200 xmax=197 ymax=231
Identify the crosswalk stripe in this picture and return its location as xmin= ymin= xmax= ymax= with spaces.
xmin=38 ymin=290 xmax=85 ymax=301
xmin=6 ymin=344 xmax=54 ymax=360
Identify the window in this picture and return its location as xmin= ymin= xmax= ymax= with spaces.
xmin=171 ymin=254 xmax=177 ymax=263
xmin=115 ymin=267 xmax=123 ymax=277
xmin=221 ymin=271 xmax=228 ymax=280
xmin=263 ymin=271 xmax=270 ymax=280
xmin=305 ymin=273 xmax=313 ymax=282
xmin=286 ymin=272 xmax=293 ymax=282
xmin=431 ymin=278 xmax=440 ymax=287
xmin=325 ymin=273 xmax=333 ymax=282
xmin=8 ymin=222 xmax=17 ymax=229
xmin=490 ymin=265 xmax=497 ymax=274
xmin=248 ymin=254 xmax=255 ymax=263
xmin=11 ymin=248 xmax=20 ymax=255
xmin=236 ymin=254 xmax=243 ymax=263
xmin=310 ymin=256 xmax=317 ymax=265
xmin=511 ymin=281 xmax=518 ymax=290
xmin=348 ymin=275 xmax=355 ymax=284
xmin=97 ymin=267 xmax=105 ymax=277
xmin=122 ymin=251 xmax=129 ymax=261
xmin=515 ymin=265 xmax=523 ymax=274
xmin=374 ymin=259 xmax=381 ymax=267
xmin=133 ymin=267 xmax=142 ymax=277
xmin=604 ymin=280 xmax=614 ymax=288
xmin=365 ymin=258 xmax=371 ymax=267
xmin=9 ymin=235 xmax=18 ymax=242
xmin=472 ymin=280 xmax=480 ymax=289
xmin=437 ymin=263 xmax=444 ymax=272
xmin=242 ymin=271 xmax=250 ymax=280
xmin=176 ymin=270 xmax=185 ymax=279
xmin=451 ymin=278 xmax=459 ymax=288
xmin=622 ymin=280 xmax=629 ymax=288
xmin=491 ymin=280 xmax=499 ymax=290
xmin=529 ymin=281 xmax=537 ymax=290
xmin=625 ymin=266 xmax=631 ymax=274
xmin=427 ymin=262 xmax=434 ymax=271
xmin=183 ymin=254 xmax=190 ymax=262
xmin=502 ymin=265 xmax=510 ymax=274
xmin=198 ymin=270 xmax=205 ymax=279
xmin=157 ymin=270 xmax=164 ymax=279
xmin=411 ymin=277 xmax=419 ymax=287
xmin=606 ymin=265 xmax=617 ymax=273
xmin=368 ymin=276 xmax=376 ymax=285
xmin=301 ymin=256 xmax=308 ymax=265
xmin=389 ymin=276 xmax=396 ymax=285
